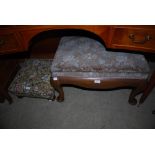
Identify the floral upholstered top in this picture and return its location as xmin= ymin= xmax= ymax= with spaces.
xmin=9 ymin=59 xmax=55 ymax=100
xmin=51 ymin=36 xmax=150 ymax=79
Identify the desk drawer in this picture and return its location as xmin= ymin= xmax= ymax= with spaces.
xmin=111 ymin=28 xmax=155 ymax=51
xmin=0 ymin=33 xmax=21 ymax=54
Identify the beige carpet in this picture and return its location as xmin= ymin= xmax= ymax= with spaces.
xmin=0 ymin=86 xmax=155 ymax=129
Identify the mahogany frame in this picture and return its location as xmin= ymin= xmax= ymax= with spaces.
xmin=50 ymin=76 xmax=148 ymax=105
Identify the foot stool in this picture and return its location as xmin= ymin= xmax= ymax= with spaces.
xmin=51 ymin=36 xmax=150 ymax=105
xmin=9 ymin=59 xmax=55 ymax=101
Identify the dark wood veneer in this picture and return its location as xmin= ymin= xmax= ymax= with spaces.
xmin=1 ymin=25 xmax=155 ymax=54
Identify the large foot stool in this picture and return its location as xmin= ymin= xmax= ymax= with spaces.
xmin=9 ymin=59 xmax=55 ymax=101
xmin=50 ymin=36 xmax=150 ymax=105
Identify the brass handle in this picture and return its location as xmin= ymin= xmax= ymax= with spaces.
xmin=129 ymin=33 xmax=151 ymax=44
xmin=0 ymin=39 xmax=5 ymax=46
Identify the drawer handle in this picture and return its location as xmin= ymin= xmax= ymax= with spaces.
xmin=0 ymin=39 xmax=5 ymax=46
xmin=129 ymin=34 xmax=151 ymax=44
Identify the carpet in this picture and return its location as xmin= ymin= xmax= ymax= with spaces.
xmin=0 ymin=86 xmax=155 ymax=129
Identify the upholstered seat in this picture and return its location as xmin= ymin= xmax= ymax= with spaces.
xmin=9 ymin=59 xmax=55 ymax=100
xmin=51 ymin=36 xmax=150 ymax=104
xmin=51 ymin=37 xmax=149 ymax=79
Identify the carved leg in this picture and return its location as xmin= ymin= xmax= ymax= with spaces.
xmin=17 ymin=96 xmax=24 ymax=99
xmin=0 ymin=90 xmax=5 ymax=103
xmin=0 ymin=97 xmax=5 ymax=103
xmin=2 ymin=90 xmax=13 ymax=104
xmin=152 ymin=110 xmax=155 ymax=114
xmin=140 ymin=71 xmax=155 ymax=104
xmin=128 ymin=83 xmax=146 ymax=105
xmin=139 ymin=71 xmax=155 ymax=114
xmin=50 ymin=77 xmax=64 ymax=102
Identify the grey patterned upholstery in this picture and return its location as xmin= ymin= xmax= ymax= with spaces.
xmin=51 ymin=36 xmax=150 ymax=79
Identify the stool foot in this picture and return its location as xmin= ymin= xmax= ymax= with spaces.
xmin=56 ymin=86 xmax=64 ymax=102
xmin=0 ymin=97 xmax=5 ymax=103
xmin=17 ymin=96 xmax=24 ymax=99
xmin=128 ymin=98 xmax=137 ymax=105
xmin=57 ymin=95 xmax=64 ymax=102
xmin=128 ymin=83 xmax=146 ymax=106
xmin=2 ymin=91 xmax=12 ymax=104
xmin=50 ymin=78 xmax=64 ymax=102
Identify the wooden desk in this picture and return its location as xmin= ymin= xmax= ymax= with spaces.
xmin=0 ymin=59 xmax=19 ymax=103
xmin=0 ymin=25 xmax=155 ymax=103
xmin=1 ymin=25 xmax=155 ymax=54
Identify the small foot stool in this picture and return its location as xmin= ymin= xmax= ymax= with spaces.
xmin=9 ymin=59 xmax=55 ymax=101
xmin=51 ymin=36 xmax=150 ymax=105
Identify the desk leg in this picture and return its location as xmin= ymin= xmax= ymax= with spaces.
xmin=140 ymin=70 xmax=155 ymax=104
